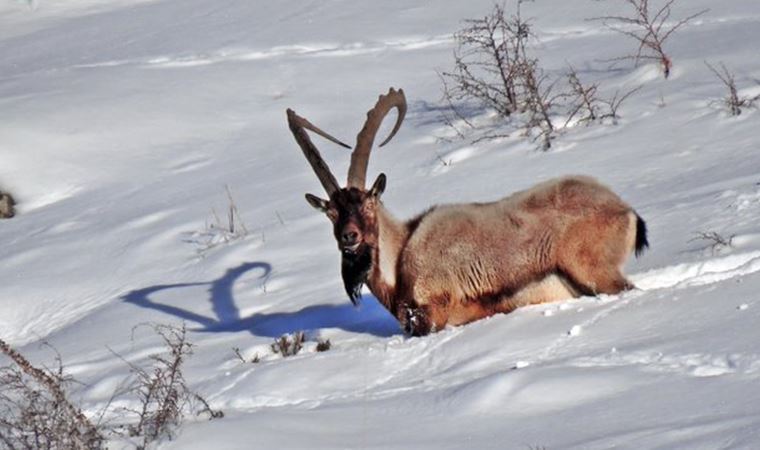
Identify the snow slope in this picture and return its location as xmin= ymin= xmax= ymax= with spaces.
xmin=2 ymin=0 xmax=760 ymax=448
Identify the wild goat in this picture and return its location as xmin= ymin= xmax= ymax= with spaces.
xmin=287 ymin=88 xmax=648 ymax=336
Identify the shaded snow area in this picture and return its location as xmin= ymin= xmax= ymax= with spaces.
xmin=2 ymin=0 xmax=760 ymax=448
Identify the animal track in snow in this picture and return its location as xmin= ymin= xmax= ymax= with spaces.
xmin=534 ymin=290 xmax=644 ymax=363
xmin=167 ymin=155 xmax=212 ymax=174
xmin=532 ymin=251 xmax=760 ymax=370
xmin=570 ymin=350 xmax=760 ymax=378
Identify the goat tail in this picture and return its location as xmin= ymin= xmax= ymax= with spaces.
xmin=634 ymin=213 xmax=649 ymax=257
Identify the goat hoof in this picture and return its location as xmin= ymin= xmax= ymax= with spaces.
xmin=403 ymin=307 xmax=432 ymax=337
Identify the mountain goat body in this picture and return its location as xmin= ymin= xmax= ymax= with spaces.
xmin=287 ymin=88 xmax=648 ymax=336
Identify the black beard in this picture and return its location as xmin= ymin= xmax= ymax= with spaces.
xmin=341 ymin=247 xmax=372 ymax=306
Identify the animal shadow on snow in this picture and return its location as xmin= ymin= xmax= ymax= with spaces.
xmin=122 ymin=261 xmax=399 ymax=338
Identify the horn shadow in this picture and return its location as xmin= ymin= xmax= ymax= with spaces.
xmin=122 ymin=262 xmax=399 ymax=338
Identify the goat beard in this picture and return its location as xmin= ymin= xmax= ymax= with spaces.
xmin=341 ymin=245 xmax=372 ymax=306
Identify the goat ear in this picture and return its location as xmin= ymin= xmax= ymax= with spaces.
xmin=305 ymin=193 xmax=329 ymax=213
xmin=369 ymin=173 xmax=386 ymax=198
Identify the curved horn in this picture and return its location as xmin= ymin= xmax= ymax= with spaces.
xmin=287 ymin=108 xmax=350 ymax=196
xmin=347 ymin=88 xmax=406 ymax=189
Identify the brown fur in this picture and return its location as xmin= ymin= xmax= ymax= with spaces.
xmin=360 ymin=175 xmax=644 ymax=335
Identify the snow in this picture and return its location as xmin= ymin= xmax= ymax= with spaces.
xmin=2 ymin=0 xmax=760 ymax=448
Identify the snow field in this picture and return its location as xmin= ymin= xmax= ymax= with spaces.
xmin=2 ymin=0 xmax=760 ymax=448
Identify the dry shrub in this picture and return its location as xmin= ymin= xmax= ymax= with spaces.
xmin=590 ymin=0 xmax=708 ymax=78
xmin=186 ymin=185 xmax=249 ymax=254
xmin=564 ymin=66 xmax=642 ymax=126
xmin=119 ymin=324 xmax=222 ymax=449
xmin=440 ymin=2 xmax=532 ymax=121
xmin=0 ymin=339 xmax=103 ymax=450
xmin=315 ymin=339 xmax=332 ymax=353
xmin=689 ymin=231 xmax=735 ymax=255
xmin=440 ymin=2 xmax=550 ymax=144
xmin=271 ymin=332 xmax=305 ymax=358
xmin=232 ymin=347 xmax=261 ymax=364
xmin=1 ymin=325 xmax=223 ymax=450
xmin=440 ymin=2 xmax=641 ymax=150
xmin=705 ymin=62 xmax=759 ymax=116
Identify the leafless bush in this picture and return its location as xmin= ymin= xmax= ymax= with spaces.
xmin=1 ymin=325 xmax=222 ymax=450
xmin=600 ymin=86 xmax=644 ymax=124
xmin=564 ymin=67 xmax=642 ymax=126
xmin=0 ymin=339 xmax=104 ymax=450
xmin=705 ymin=62 xmax=759 ymax=116
xmin=237 ymin=334 xmax=329 ymax=362
xmin=689 ymin=231 xmax=735 ymax=254
xmin=271 ymin=332 xmax=305 ymax=358
xmin=207 ymin=185 xmax=248 ymax=243
xmin=440 ymin=2 xmax=540 ymax=142
xmin=590 ymin=0 xmax=708 ymax=78
xmin=564 ymin=68 xmax=603 ymax=126
xmin=120 ymin=324 xmax=222 ymax=449
xmin=519 ymin=60 xmax=561 ymax=150
xmin=440 ymin=3 xmax=641 ymax=150
xmin=441 ymin=2 xmax=530 ymax=120
xmin=440 ymin=2 xmax=564 ymax=148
